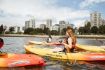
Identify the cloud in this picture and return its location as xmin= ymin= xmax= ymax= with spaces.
xmin=0 ymin=0 xmax=90 ymax=27
xmin=73 ymin=19 xmax=86 ymax=28
xmin=0 ymin=0 xmax=58 ymax=15
xmin=80 ymin=0 xmax=105 ymax=8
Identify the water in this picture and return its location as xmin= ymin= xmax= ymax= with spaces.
xmin=0 ymin=37 xmax=105 ymax=70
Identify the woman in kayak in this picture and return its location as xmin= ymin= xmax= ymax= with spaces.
xmin=62 ymin=27 xmax=76 ymax=53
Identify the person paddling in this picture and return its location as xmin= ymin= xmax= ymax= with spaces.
xmin=62 ymin=26 xmax=77 ymax=53
xmin=46 ymin=35 xmax=52 ymax=43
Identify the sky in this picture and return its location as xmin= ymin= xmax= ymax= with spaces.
xmin=0 ymin=0 xmax=105 ymax=28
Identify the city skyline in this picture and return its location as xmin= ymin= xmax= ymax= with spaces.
xmin=0 ymin=0 xmax=105 ymax=27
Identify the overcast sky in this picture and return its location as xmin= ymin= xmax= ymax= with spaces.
xmin=0 ymin=0 xmax=105 ymax=27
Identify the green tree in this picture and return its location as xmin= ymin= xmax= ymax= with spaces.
xmin=35 ymin=28 xmax=43 ymax=33
xmin=61 ymin=28 xmax=66 ymax=35
xmin=9 ymin=27 xmax=14 ymax=33
xmin=99 ymin=25 xmax=105 ymax=34
xmin=34 ymin=28 xmax=44 ymax=34
xmin=91 ymin=26 xmax=98 ymax=34
xmin=43 ymin=27 xmax=49 ymax=35
xmin=24 ymin=28 xmax=34 ymax=34
xmin=51 ymin=30 xmax=59 ymax=35
xmin=78 ymin=27 xmax=85 ymax=35
xmin=84 ymin=22 xmax=91 ymax=34
xmin=0 ymin=24 xmax=4 ymax=34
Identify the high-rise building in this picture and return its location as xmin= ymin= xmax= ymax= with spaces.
xmin=90 ymin=12 xmax=102 ymax=27
xmin=25 ymin=19 xmax=35 ymax=29
xmin=59 ymin=21 xmax=66 ymax=33
xmin=25 ymin=21 xmax=30 ymax=29
xmin=40 ymin=24 xmax=46 ymax=30
xmin=46 ymin=19 xmax=52 ymax=30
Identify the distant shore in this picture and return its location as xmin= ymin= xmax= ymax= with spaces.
xmin=77 ymin=35 xmax=105 ymax=39
xmin=0 ymin=34 xmax=105 ymax=39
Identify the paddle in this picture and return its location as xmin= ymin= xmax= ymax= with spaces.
xmin=4 ymin=43 xmax=15 ymax=45
xmin=96 ymin=39 xmax=105 ymax=45
xmin=29 ymin=41 xmax=48 ymax=45
xmin=29 ymin=40 xmax=63 ymax=46
xmin=96 ymin=39 xmax=105 ymax=49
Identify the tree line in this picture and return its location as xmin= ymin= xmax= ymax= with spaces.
xmin=24 ymin=27 xmax=60 ymax=35
xmin=24 ymin=27 xmax=75 ymax=35
xmin=0 ymin=24 xmax=74 ymax=35
xmin=0 ymin=25 xmax=22 ymax=34
xmin=0 ymin=24 xmax=7 ymax=34
xmin=78 ymin=22 xmax=105 ymax=35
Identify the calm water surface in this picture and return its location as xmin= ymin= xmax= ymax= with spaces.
xmin=0 ymin=37 xmax=105 ymax=70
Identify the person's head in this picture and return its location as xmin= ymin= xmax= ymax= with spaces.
xmin=66 ymin=26 xmax=73 ymax=37
xmin=48 ymin=35 xmax=52 ymax=39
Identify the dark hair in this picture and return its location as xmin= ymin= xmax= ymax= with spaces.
xmin=48 ymin=35 xmax=52 ymax=39
xmin=0 ymin=38 xmax=3 ymax=42
xmin=66 ymin=26 xmax=72 ymax=31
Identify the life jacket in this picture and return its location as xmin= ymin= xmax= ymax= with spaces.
xmin=47 ymin=37 xmax=52 ymax=43
xmin=65 ymin=36 xmax=76 ymax=48
xmin=63 ymin=37 xmax=76 ymax=52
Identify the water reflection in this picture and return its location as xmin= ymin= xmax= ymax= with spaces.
xmin=0 ymin=66 xmax=43 ymax=70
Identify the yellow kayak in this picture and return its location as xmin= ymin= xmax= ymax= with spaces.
xmin=24 ymin=44 xmax=105 ymax=62
xmin=77 ymin=44 xmax=105 ymax=52
xmin=29 ymin=41 xmax=62 ymax=46
xmin=29 ymin=41 xmax=105 ymax=52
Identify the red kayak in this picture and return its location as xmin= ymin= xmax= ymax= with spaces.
xmin=0 ymin=53 xmax=45 ymax=67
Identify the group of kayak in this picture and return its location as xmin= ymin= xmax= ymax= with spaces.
xmin=25 ymin=41 xmax=105 ymax=62
xmin=24 ymin=27 xmax=105 ymax=65
xmin=0 ymin=26 xmax=105 ymax=67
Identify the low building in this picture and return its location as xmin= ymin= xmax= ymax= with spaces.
xmin=52 ymin=24 xmax=60 ymax=31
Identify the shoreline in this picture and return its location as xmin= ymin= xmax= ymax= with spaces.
xmin=0 ymin=34 xmax=105 ymax=39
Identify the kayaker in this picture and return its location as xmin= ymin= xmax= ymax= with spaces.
xmin=46 ymin=35 xmax=52 ymax=43
xmin=0 ymin=38 xmax=4 ymax=52
xmin=62 ymin=26 xmax=76 ymax=53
